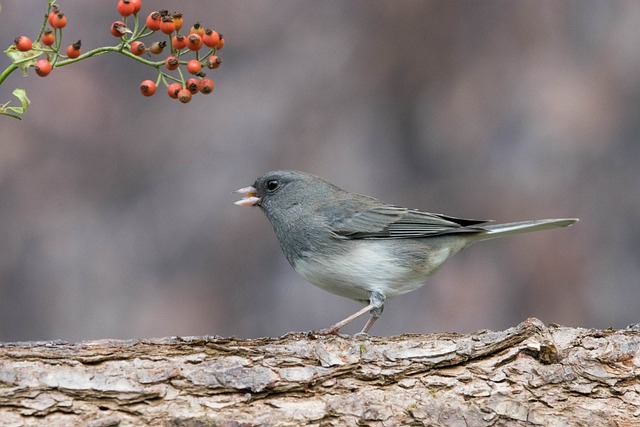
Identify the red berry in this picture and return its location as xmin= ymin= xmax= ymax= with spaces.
xmin=207 ymin=55 xmax=221 ymax=69
xmin=34 ymin=59 xmax=52 ymax=77
xmin=111 ymin=21 xmax=129 ymax=37
xmin=189 ymin=22 xmax=205 ymax=37
xmin=187 ymin=60 xmax=201 ymax=74
xmin=146 ymin=12 xmax=161 ymax=31
xmin=186 ymin=34 xmax=202 ymax=51
xmin=167 ymin=82 xmax=182 ymax=99
xmin=198 ymin=78 xmax=214 ymax=94
xmin=42 ymin=29 xmax=55 ymax=46
xmin=140 ymin=80 xmax=156 ymax=97
xmin=130 ymin=0 xmax=142 ymax=15
xmin=66 ymin=40 xmax=81 ymax=59
xmin=130 ymin=41 xmax=146 ymax=56
xmin=216 ymin=34 xmax=225 ymax=50
xmin=160 ymin=16 xmax=176 ymax=34
xmin=172 ymin=13 xmax=183 ymax=31
xmin=202 ymin=29 xmax=220 ymax=48
xmin=49 ymin=12 xmax=67 ymax=29
xmin=177 ymin=88 xmax=192 ymax=103
xmin=47 ymin=9 xmax=57 ymax=27
xmin=117 ymin=0 xmax=136 ymax=17
xmin=14 ymin=36 xmax=33 ymax=52
xmin=150 ymin=41 xmax=166 ymax=54
xmin=165 ymin=55 xmax=179 ymax=70
xmin=185 ymin=78 xmax=199 ymax=94
xmin=172 ymin=34 xmax=187 ymax=50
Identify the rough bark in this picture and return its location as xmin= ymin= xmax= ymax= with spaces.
xmin=1 ymin=318 xmax=639 ymax=426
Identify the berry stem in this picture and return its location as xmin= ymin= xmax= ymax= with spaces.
xmin=175 ymin=65 xmax=186 ymax=85
xmin=53 ymin=45 xmax=163 ymax=68
xmin=131 ymin=14 xmax=140 ymax=39
xmin=0 ymin=45 xmax=164 ymax=92
xmin=51 ymin=28 xmax=63 ymax=65
xmin=137 ymin=30 xmax=154 ymax=38
xmin=36 ymin=0 xmax=56 ymax=43
xmin=161 ymin=72 xmax=182 ymax=84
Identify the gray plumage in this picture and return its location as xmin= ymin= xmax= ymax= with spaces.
xmin=235 ymin=170 xmax=578 ymax=335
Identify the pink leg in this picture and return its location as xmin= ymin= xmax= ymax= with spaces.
xmin=313 ymin=292 xmax=386 ymax=335
xmin=313 ymin=303 xmax=377 ymax=335
xmin=359 ymin=315 xmax=379 ymax=334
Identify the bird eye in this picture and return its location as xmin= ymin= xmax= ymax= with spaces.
xmin=266 ymin=180 xmax=279 ymax=191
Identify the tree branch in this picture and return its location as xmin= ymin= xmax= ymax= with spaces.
xmin=1 ymin=318 xmax=639 ymax=426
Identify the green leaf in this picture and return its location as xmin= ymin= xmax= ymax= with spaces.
xmin=12 ymin=88 xmax=30 ymax=111
xmin=0 ymin=88 xmax=30 ymax=120
xmin=5 ymin=42 xmax=44 ymax=74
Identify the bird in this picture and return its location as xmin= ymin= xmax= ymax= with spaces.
xmin=234 ymin=170 xmax=578 ymax=335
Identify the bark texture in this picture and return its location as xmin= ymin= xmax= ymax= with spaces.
xmin=1 ymin=318 xmax=639 ymax=426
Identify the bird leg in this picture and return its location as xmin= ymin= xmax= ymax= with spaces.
xmin=312 ymin=291 xmax=386 ymax=335
xmin=359 ymin=315 xmax=379 ymax=335
xmin=357 ymin=291 xmax=385 ymax=335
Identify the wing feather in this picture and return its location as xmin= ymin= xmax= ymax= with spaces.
xmin=323 ymin=196 xmax=489 ymax=240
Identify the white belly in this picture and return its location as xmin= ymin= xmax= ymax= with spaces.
xmin=292 ymin=239 xmax=457 ymax=301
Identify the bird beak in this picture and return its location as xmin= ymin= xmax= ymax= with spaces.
xmin=234 ymin=186 xmax=261 ymax=206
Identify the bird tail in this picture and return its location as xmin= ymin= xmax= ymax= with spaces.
xmin=477 ymin=218 xmax=578 ymax=241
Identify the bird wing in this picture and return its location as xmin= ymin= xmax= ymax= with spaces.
xmin=323 ymin=197 xmax=489 ymax=240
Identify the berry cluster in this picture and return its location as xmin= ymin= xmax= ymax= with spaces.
xmin=7 ymin=0 xmax=224 ymax=106
xmin=127 ymin=9 xmax=225 ymax=102
xmin=11 ymin=4 xmax=75 ymax=77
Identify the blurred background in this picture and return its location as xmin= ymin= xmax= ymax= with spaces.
xmin=0 ymin=1 xmax=638 ymax=342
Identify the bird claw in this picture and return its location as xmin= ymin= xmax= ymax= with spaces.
xmin=305 ymin=327 xmax=344 ymax=338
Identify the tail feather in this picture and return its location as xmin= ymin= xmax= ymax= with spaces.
xmin=477 ymin=218 xmax=578 ymax=240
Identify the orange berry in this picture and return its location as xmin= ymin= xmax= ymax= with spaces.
xmin=167 ymin=82 xmax=182 ymax=99
xmin=177 ymin=88 xmax=192 ymax=103
xmin=160 ymin=16 xmax=176 ymax=34
xmin=117 ymin=0 xmax=136 ymax=17
xmin=198 ymin=78 xmax=214 ymax=94
xmin=186 ymin=34 xmax=202 ymax=51
xmin=34 ymin=59 xmax=52 ymax=77
xmin=42 ymin=29 xmax=55 ymax=46
xmin=47 ymin=6 xmax=59 ymax=27
xmin=130 ymin=0 xmax=142 ymax=15
xmin=146 ymin=12 xmax=161 ymax=31
xmin=202 ymin=29 xmax=220 ymax=48
xmin=187 ymin=59 xmax=201 ymax=74
xmin=189 ymin=22 xmax=205 ymax=37
xmin=216 ymin=34 xmax=224 ymax=50
xmin=130 ymin=41 xmax=146 ymax=56
xmin=165 ymin=55 xmax=179 ymax=70
xmin=207 ymin=55 xmax=221 ymax=69
xmin=140 ymin=80 xmax=157 ymax=97
xmin=172 ymin=13 xmax=183 ymax=31
xmin=172 ymin=34 xmax=187 ymax=50
xmin=185 ymin=78 xmax=199 ymax=94
xmin=111 ymin=21 xmax=130 ymax=37
xmin=14 ymin=36 xmax=32 ymax=52
xmin=49 ymin=11 xmax=67 ymax=29
xmin=66 ymin=40 xmax=81 ymax=59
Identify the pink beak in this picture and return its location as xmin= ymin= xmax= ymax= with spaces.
xmin=234 ymin=186 xmax=261 ymax=206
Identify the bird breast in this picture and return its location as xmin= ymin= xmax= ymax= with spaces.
xmin=290 ymin=238 xmax=460 ymax=301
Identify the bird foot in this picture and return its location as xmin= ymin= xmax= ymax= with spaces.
xmin=305 ymin=327 xmax=344 ymax=338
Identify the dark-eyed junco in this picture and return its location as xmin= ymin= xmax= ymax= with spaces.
xmin=235 ymin=170 xmax=578 ymax=335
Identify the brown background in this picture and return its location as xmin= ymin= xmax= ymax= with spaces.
xmin=0 ymin=1 xmax=637 ymax=341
